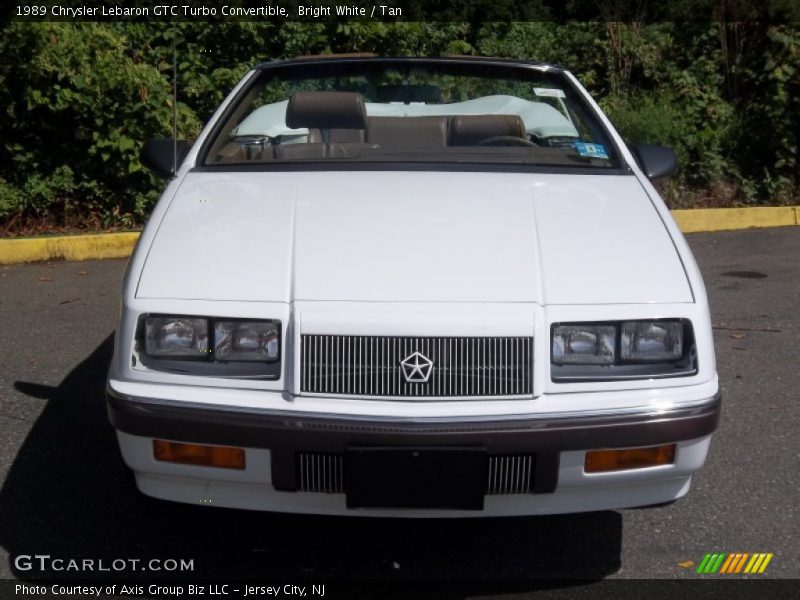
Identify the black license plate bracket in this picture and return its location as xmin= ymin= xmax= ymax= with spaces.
xmin=345 ymin=446 xmax=487 ymax=510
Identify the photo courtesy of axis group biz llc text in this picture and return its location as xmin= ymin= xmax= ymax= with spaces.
xmin=15 ymin=583 xmax=327 ymax=597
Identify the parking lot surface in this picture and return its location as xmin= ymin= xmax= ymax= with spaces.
xmin=0 ymin=227 xmax=798 ymax=593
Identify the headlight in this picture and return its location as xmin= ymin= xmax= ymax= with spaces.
xmin=142 ymin=315 xmax=280 ymax=363
xmin=552 ymin=324 xmax=616 ymax=365
xmin=214 ymin=320 xmax=280 ymax=362
xmin=620 ymin=320 xmax=683 ymax=362
xmin=145 ymin=317 xmax=209 ymax=358
xmin=550 ymin=320 xmax=694 ymax=382
xmin=552 ymin=320 xmax=686 ymax=365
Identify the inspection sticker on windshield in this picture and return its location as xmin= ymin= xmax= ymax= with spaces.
xmin=574 ymin=142 xmax=609 ymax=159
xmin=534 ymin=87 xmax=566 ymax=98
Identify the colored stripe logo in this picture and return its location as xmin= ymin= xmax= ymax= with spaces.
xmin=696 ymin=552 xmax=773 ymax=574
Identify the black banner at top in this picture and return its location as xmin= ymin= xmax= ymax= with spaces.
xmin=7 ymin=0 xmax=800 ymax=23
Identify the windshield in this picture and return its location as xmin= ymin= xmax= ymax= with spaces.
xmin=203 ymin=59 xmax=621 ymax=170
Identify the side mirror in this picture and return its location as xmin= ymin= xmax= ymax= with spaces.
xmin=630 ymin=144 xmax=678 ymax=179
xmin=140 ymin=139 xmax=190 ymax=178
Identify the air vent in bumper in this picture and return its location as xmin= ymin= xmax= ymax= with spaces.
xmin=487 ymin=455 xmax=535 ymax=495
xmin=297 ymin=452 xmax=344 ymax=494
xmin=294 ymin=452 xmax=537 ymax=496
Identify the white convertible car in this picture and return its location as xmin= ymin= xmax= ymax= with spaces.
xmin=108 ymin=56 xmax=720 ymax=516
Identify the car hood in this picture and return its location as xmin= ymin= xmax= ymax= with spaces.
xmin=136 ymin=171 xmax=693 ymax=304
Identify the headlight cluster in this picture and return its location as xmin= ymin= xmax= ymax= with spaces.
xmin=551 ymin=319 xmax=694 ymax=382
xmin=143 ymin=315 xmax=280 ymax=363
xmin=552 ymin=319 xmax=688 ymax=366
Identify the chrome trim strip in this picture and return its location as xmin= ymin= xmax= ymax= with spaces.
xmin=107 ymin=384 xmax=720 ymax=430
xmin=552 ymin=368 xmax=698 ymax=383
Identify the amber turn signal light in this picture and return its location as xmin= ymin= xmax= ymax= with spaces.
xmin=153 ymin=440 xmax=246 ymax=470
xmin=584 ymin=443 xmax=675 ymax=473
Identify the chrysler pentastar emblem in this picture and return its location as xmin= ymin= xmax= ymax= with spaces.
xmin=400 ymin=351 xmax=434 ymax=383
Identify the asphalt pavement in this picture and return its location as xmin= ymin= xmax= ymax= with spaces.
xmin=0 ymin=227 xmax=798 ymax=596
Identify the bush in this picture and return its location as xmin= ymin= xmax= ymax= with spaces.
xmin=0 ymin=21 xmax=798 ymax=232
xmin=602 ymin=91 xmax=735 ymax=187
xmin=0 ymin=22 xmax=200 ymax=228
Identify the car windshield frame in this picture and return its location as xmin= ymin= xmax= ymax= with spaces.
xmin=196 ymin=56 xmax=630 ymax=175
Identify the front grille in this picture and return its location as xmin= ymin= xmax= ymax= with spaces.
xmin=300 ymin=335 xmax=533 ymax=398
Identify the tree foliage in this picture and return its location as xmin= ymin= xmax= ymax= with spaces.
xmin=0 ymin=21 xmax=798 ymax=229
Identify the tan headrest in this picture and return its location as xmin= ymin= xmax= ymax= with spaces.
xmin=366 ymin=116 xmax=449 ymax=149
xmin=285 ymin=91 xmax=367 ymax=130
xmin=449 ymin=115 xmax=526 ymax=146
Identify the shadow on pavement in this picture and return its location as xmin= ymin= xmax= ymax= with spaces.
xmin=1 ymin=335 xmax=622 ymax=593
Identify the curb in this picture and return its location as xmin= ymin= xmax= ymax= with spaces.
xmin=670 ymin=206 xmax=799 ymax=233
xmin=0 ymin=232 xmax=140 ymax=265
xmin=1 ymin=206 xmax=798 ymax=265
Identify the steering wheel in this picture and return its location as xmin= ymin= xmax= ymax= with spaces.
xmin=475 ymin=136 xmax=537 ymax=147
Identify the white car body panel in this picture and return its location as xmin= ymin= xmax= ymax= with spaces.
xmin=136 ymin=172 xmax=691 ymax=305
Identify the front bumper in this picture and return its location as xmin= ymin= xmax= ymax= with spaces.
xmin=108 ymin=387 xmax=720 ymax=515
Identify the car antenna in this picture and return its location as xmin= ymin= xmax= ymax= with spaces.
xmin=172 ymin=21 xmax=178 ymax=175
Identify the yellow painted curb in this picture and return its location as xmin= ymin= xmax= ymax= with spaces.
xmin=671 ymin=206 xmax=799 ymax=233
xmin=0 ymin=232 xmax=140 ymax=265
xmin=1 ymin=206 xmax=799 ymax=264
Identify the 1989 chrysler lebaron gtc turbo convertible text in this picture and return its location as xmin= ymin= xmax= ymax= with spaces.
xmin=107 ymin=56 xmax=720 ymax=516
